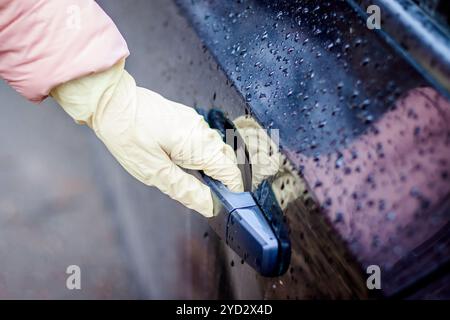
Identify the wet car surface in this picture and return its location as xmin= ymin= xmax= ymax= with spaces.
xmin=176 ymin=0 xmax=450 ymax=298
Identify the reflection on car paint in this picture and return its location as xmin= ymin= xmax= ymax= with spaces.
xmin=290 ymin=87 xmax=450 ymax=271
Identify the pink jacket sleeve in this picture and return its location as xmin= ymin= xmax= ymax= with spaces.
xmin=0 ymin=0 xmax=129 ymax=103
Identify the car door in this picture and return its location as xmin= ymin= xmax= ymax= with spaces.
xmin=93 ymin=0 xmax=450 ymax=299
xmin=176 ymin=0 xmax=450 ymax=299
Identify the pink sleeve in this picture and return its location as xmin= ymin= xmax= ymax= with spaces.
xmin=0 ymin=0 xmax=130 ymax=103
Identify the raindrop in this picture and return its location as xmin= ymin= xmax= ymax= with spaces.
xmin=261 ymin=31 xmax=268 ymax=40
xmin=361 ymin=57 xmax=370 ymax=66
xmin=334 ymin=212 xmax=344 ymax=223
xmin=364 ymin=114 xmax=374 ymax=124
xmin=335 ymin=153 xmax=344 ymax=168
xmin=361 ymin=99 xmax=371 ymax=109
xmin=318 ymin=120 xmax=327 ymax=128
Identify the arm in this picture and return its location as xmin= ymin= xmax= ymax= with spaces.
xmin=51 ymin=59 xmax=243 ymax=217
xmin=0 ymin=0 xmax=243 ymax=217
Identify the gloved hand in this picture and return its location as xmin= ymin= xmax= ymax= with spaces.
xmin=51 ymin=59 xmax=243 ymax=217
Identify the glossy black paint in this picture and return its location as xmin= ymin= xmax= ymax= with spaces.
xmin=348 ymin=0 xmax=450 ymax=98
xmin=176 ymin=0 xmax=425 ymax=157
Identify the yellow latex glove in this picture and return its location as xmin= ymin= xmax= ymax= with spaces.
xmin=50 ymin=59 xmax=243 ymax=217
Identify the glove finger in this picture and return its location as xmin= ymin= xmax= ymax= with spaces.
xmin=173 ymin=121 xmax=244 ymax=193
xmin=152 ymin=158 xmax=214 ymax=218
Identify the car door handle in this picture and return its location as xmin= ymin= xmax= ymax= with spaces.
xmin=203 ymin=174 xmax=281 ymax=276
xmin=198 ymin=109 xmax=291 ymax=277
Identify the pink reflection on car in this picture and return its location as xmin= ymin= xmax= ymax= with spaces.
xmin=287 ymin=87 xmax=450 ymax=269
